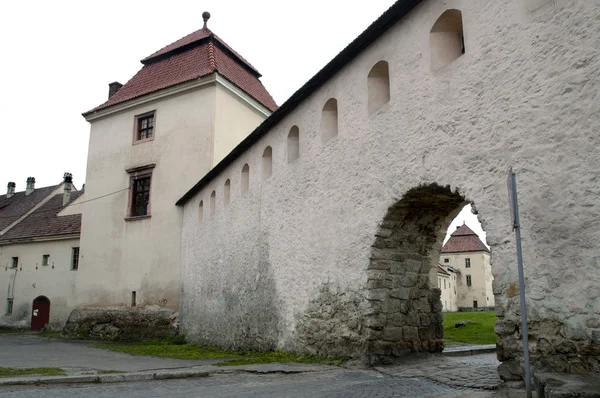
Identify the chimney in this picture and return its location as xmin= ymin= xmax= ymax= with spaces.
xmin=25 ymin=177 xmax=35 ymax=195
xmin=108 ymin=82 xmax=123 ymax=99
xmin=6 ymin=182 xmax=15 ymax=198
xmin=63 ymin=173 xmax=73 ymax=206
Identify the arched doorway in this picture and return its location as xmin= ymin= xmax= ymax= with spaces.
xmin=31 ymin=296 xmax=51 ymax=331
xmin=365 ymin=184 xmax=467 ymax=361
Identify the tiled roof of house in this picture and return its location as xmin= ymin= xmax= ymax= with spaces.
xmin=437 ymin=265 xmax=450 ymax=276
xmin=0 ymin=191 xmax=83 ymax=244
xmin=83 ymin=28 xmax=276 ymax=115
xmin=0 ymin=185 xmax=59 ymax=232
xmin=441 ymin=224 xmax=489 ymax=254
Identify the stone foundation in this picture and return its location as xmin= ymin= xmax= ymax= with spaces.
xmin=62 ymin=308 xmax=179 ymax=341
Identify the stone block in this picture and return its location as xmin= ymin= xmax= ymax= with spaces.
xmin=419 ymin=313 xmax=431 ymax=326
xmin=592 ymin=330 xmax=600 ymax=345
xmin=497 ymin=361 xmax=523 ymax=381
xmin=368 ymin=260 xmax=392 ymax=270
xmin=406 ymin=312 xmax=420 ymax=326
xmin=495 ymin=319 xmax=517 ymax=336
xmin=366 ymin=289 xmax=389 ymax=302
xmin=404 ymin=259 xmax=422 ymax=273
xmin=401 ymin=272 xmax=419 ymax=287
xmin=388 ymin=313 xmax=406 ymax=327
xmin=367 ymin=279 xmax=385 ymax=289
xmin=402 ymin=326 xmax=419 ymax=342
xmin=364 ymin=315 xmax=386 ymax=330
xmin=375 ymin=228 xmax=393 ymax=238
xmin=389 ymin=288 xmax=410 ymax=300
xmin=580 ymin=345 xmax=600 ymax=356
xmin=381 ymin=298 xmax=405 ymax=314
xmin=556 ymin=340 xmax=577 ymax=354
xmin=382 ymin=327 xmax=403 ymax=341
xmin=370 ymin=340 xmax=393 ymax=355
xmin=417 ymin=298 xmax=431 ymax=313
xmin=586 ymin=318 xmax=600 ymax=329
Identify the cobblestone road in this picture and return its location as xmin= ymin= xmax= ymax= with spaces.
xmin=377 ymin=353 xmax=502 ymax=390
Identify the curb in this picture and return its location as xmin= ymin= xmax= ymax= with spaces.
xmin=442 ymin=345 xmax=496 ymax=357
xmin=0 ymin=370 xmax=210 ymax=386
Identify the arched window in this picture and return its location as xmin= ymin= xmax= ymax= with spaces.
xmin=287 ymin=126 xmax=300 ymax=162
xmin=224 ymin=179 xmax=230 ymax=205
xmin=210 ymin=191 xmax=216 ymax=215
xmin=321 ymin=98 xmax=338 ymax=142
xmin=262 ymin=146 xmax=273 ymax=181
xmin=241 ymin=164 xmax=249 ymax=194
xmin=368 ymin=61 xmax=390 ymax=113
xmin=430 ymin=9 xmax=464 ymax=71
xmin=198 ymin=200 xmax=204 ymax=222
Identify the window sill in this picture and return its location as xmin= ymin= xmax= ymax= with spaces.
xmin=133 ymin=137 xmax=155 ymax=146
xmin=125 ymin=215 xmax=151 ymax=222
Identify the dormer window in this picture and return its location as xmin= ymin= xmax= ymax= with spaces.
xmin=134 ymin=111 xmax=155 ymax=143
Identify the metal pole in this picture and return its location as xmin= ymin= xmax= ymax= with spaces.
xmin=511 ymin=170 xmax=532 ymax=398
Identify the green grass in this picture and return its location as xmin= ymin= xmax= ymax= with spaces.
xmin=96 ymin=339 xmax=345 ymax=367
xmin=0 ymin=367 xmax=67 ymax=378
xmin=443 ymin=310 xmax=498 ymax=345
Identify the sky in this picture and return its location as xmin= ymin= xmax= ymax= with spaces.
xmin=0 ymin=0 xmax=486 ymax=243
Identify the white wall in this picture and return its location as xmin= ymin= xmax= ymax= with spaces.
xmin=179 ymin=0 xmax=600 ymax=373
xmin=441 ymin=252 xmax=494 ymax=308
xmin=0 ymin=238 xmax=80 ymax=329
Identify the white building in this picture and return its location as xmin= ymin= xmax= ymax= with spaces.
xmin=437 ymin=265 xmax=458 ymax=312
xmin=440 ymin=224 xmax=494 ymax=309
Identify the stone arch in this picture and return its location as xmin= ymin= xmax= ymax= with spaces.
xmin=321 ymin=98 xmax=338 ymax=142
xmin=368 ymin=61 xmax=390 ymax=113
xmin=224 ymin=179 xmax=231 ymax=205
xmin=430 ymin=9 xmax=464 ymax=71
xmin=198 ymin=200 xmax=204 ymax=222
xmin=241 ymin=164 xmax=249 ymax=194
xmin=287 ymin=126 xmax=300 ymax=162
xmin=210 ymin=191 xmax=216 ymax=215
xmin=262 ymin=146 xmax=273 ymax=181
xmin=364 ymin=183 xmax=468 ymax=360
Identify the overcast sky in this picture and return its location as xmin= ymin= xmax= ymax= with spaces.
xmin=0 ymin=0 xmax=486 ymax=243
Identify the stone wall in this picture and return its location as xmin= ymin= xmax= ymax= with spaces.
xmin=180 ymin=0 xmax=600 ymax=378
xmin=62 ymin=308 xmax=178 ymax=341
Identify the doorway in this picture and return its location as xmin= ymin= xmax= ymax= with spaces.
xmin=31 ymin=296 xmax=50 ymax=331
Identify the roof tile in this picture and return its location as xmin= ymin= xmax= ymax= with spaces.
xmin=441 ymin=224 xmax=489 ymax=254
xmin=0 ymin=185 xmax=59 ymax=232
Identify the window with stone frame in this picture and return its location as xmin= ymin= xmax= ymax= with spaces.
xmin=126 ymin=164 xmax=155 ymax=219
xmin=466 ymin=274 xmax=472 ymax=287
xmin=134 ymin=111 xmax=155 ymax=143
xmin=465 ymin=258 xmax=471 ymax=268
xmin=42 ymin=255 xmax=49 ymax=266
xmin=11 ymin=257 xmax=18 ymax=269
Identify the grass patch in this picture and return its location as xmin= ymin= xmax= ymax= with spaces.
xmin=39 ymin=331 xmax=63 ymax=339
xmin=98 ymin=370 xmax=124 ymax=374
xmin=0 ymin=367 xmax=67 ymax=378
xmin=443 ymin=310 xmax=498 ymax=345
xmin=97 ymin=339 xmax=345 ymax=367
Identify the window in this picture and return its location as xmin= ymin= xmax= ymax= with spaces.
xmin=210 ymin=191 xmax=216 ymax=215
xmin=126 ymin=164 xmax=155 ymax=219
xmin=131 ymin=291 xmax=137 ymax=307
xmin=42 ymin=255 xmax=49 ymax=266
xmin=466 ymin=274 xmax=472 ymax=287
xmin=71 ymin=247 xmax=79 ymax=271
xmin=443 ymin=279 xmax=446 ymax=289
xmin=134 ymin=111 xmax=155 ymax=142
xmin=465 ymin=258 xmax=471 ymax=268
xmin=262 ymin=146 xmax=273 ymax=181
xmin=5 ymin=299 xmax=13 ymax=315
xmin=198 ymin=200 xmax=204 ymax=223
xmin=224 ymin=180 xmax=231 ymax=205
xmin=473 ymin=300 xmax=478 ymax=308
xmin=430 ymin=9 xmax=464 ymax=71
xmin=241 ymin=164 xmax=250 ymax=194
xmin=444 ymin=258 xmax=449 ymax=263
xmin=11 ymin=257 xmax=18 ymax=269
xmin=321 ymin=98 xmax=338 ymax=142
xmin=367 ymin=61 xmax=390 ymax=113
xmin=288 ymin=126 xmax=300 ymax=162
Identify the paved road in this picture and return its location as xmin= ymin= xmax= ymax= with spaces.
xmin=0 ymin=370 xmax=486 ymax=398
xmin=0 ymin=334 xmax=214 ymax=372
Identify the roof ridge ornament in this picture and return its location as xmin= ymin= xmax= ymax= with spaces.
xmin=202 ymin=11 xmax=211 ymax=29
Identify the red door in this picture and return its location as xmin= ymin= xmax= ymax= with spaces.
xmin=31 ymin=296 xmax=50 ymax=331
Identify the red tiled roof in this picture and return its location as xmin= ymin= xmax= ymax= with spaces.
xmin=84 ymin=28 xmax=276 ymax=115
xmin=0 ymin=185 xmax=59 ymax=232
xmin=437 ymin=265 xmax=450 ymax=276
xmin=441 ymin=224 xmax=489 ymax=254
xmin=0 ymin=191 xmax=83 ymax=244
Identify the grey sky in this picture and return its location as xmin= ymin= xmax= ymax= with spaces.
xmin=0 ymin=0 xmax=485 ymax=242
